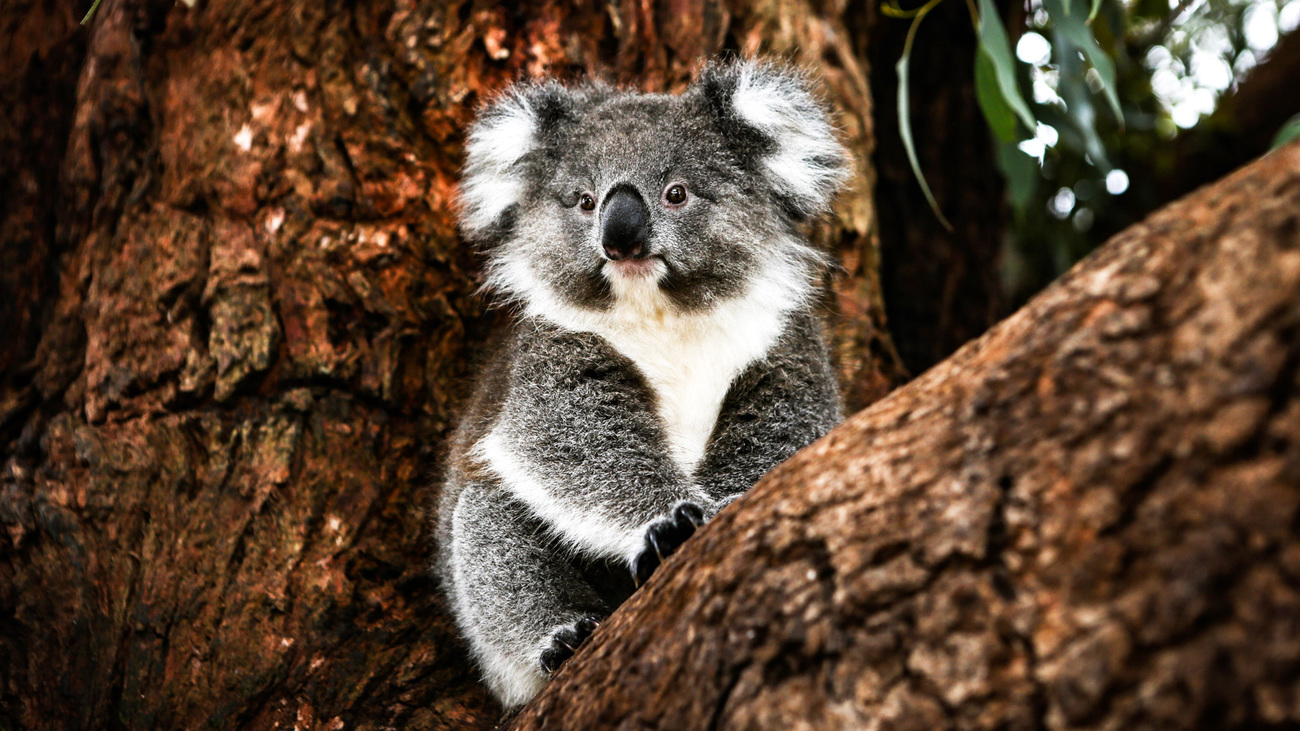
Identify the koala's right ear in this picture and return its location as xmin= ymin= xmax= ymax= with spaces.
xmin=459 ymin=83 xmax=574 ymax=240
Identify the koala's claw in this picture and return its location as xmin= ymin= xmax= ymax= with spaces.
xmin=632 ymin=501 xmax=706 ymax=586
xmin=539 ymin=616 xmax=600 ymax=674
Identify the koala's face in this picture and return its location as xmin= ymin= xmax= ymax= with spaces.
xmin=516 ymin=94 xmax=772 ymax=311
xmin=460 ymin=61 xmax=848 ymax=316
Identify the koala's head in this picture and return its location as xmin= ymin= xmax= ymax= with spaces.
xmin=459 ymin=59 xmax=849 ymax=317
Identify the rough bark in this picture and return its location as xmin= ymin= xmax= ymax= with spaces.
xmin=509 ymin=144 xmax=1300 ymax=729
xmin=0 ymin=1 xmax=900 ymax=729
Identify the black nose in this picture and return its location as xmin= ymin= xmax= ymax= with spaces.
xmin=601 ymin=187 xmax=650 ymax=261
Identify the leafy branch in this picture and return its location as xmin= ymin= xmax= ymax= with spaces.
xmin=890 ymin=0 xmax=1126 ymax=226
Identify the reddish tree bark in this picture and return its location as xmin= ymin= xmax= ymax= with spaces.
xmin=510 ymin=143 xmax=1300 ymax=729
xmin=0 ymin=1 xmax=900 ymax=728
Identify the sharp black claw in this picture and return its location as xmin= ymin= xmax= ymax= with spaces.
xmin=650 ymin=532 xmax=665 ymax=562
xmin=676 ymin=502 xmax=705 ymax=527
xmin=540 ymin=615 xmax=602 ymax=674
xmin=632 ymin=501 xmax=708 ymax=587
xmin=540 ymin=646 xmax=569 ymax=674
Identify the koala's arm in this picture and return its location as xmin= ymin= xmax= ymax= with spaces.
xmin=694 ymin=311 xmax=842 ymax=503
xmin=474 ymin=323 xmax=707 ymax=564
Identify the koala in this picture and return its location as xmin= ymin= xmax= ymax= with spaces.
xmin=434 ymin=59 xmax=848 ymax=709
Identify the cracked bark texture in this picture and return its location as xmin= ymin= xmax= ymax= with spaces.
xmin=0 ymin=0 xmax=900 ymax=729
xmin=509 ymin=143 xmax=1300 ymax=729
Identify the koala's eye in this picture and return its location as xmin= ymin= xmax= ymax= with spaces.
xmin=579 ymin=193 xmax=596 ymax=211
xmin=664 ymin=184 xmax=688 ymax=206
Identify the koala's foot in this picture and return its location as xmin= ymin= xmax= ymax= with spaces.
xmin=539 ymin=615 xmax=601 ymax=674
xmin=632 ymin=501 xmax=706 ymax=586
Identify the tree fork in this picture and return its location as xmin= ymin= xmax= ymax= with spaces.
xmin=0 ymin=1 xmax=900 ymax=729
xmin=510 ymin=143 xmax=1300 ymax=729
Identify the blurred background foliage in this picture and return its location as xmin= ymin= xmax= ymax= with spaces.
xmin=889 ymin=0 xmax=1300 ymax=311
xmin=1002 ymin=0 xmax=1299 ymax=304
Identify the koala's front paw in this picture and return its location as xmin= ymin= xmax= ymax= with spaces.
xmin=539 ymin=615 xmax=601 ymax=675
xmin=632 ymin=501 xmax=706 ymax=586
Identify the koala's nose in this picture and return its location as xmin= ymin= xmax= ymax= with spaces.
xmin=601 ymin=187 xmax=650 ymax=261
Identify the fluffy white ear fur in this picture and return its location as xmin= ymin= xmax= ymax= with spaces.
xmin=728 ymin=62 xmax=850 ymax=218
xmin=459 ymin=89 xmax=539 ymax=238
xmin=460 ymin=64 xmax=847 ymax=236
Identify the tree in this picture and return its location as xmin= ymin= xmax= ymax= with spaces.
xmin=1 ymin=1 xmax=1296 ymax=730
xmin=0 ymin=1 xmax=896 ymax=728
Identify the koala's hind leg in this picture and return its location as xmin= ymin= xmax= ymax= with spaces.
xmin=444 ymin=480 xmax=621 ymax=708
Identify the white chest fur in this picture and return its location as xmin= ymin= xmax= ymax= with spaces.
xmin=601 ymin=278 xmax=788 ymax=474
xmin=516 ymin=261 xmax=800 ymax=476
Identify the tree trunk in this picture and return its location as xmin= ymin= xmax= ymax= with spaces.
xmin=0 ymin=1 xmax=900 ymax=729
xmin=508 ymin=143 xmax=1300 ymax=729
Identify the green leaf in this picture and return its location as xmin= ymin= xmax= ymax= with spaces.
xmin=1051 ymin=28 xmax=1112 ymax=171
xmin=1088 ymin=0 xmax=1104 ymax=23
xmin=976 ymin=0 xmax=1036 ymax=135
xmin=996 ymin=140 xmax=1039 ymax=215
xmin=81 ymin=0 xmax=103 ymax=25
xmin=975 ymin=51 xmax=1018 ymax=142
xmin=1271 ymin=113 xmax=1300 ymax=150
xmin=1043 ymin=0 xmax=1124 ymax=128
xmin=896 ymin=0 xmax=954 ymax=231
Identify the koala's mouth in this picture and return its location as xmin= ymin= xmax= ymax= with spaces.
xmin=604 ymin=255 xmax=664 ymax=280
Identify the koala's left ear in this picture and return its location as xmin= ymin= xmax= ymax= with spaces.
xmin=695 ymin=60 xmax=850 ymax=220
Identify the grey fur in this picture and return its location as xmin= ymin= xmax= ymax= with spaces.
xmin=435 ymin=59 xmax=847 ymax=708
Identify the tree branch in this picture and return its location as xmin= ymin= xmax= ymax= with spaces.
xmin=510 ymin=142 xmax=1300 ymax=729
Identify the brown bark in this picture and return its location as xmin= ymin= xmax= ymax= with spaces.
xmin=0 ymin=1 xmax=899 ymax=729
xmin=509 ymin=144 xmax=1300 ymax=729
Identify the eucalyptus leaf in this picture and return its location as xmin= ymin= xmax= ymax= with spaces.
xmin=976 ymin=0 xmax=1036 ymax=135
xmin=1053 ymin=27 xmax=1112 ymax=172
xmin=1043 ymin=0 xmax=1124 ymax=127
xmin=975 ymin=50 xmax=1019 ymax=142
xmin=996 ymin=140 xmax=1039 ymax=215
xmin=81 ymin=0 xmax=102 ymax=24
xmin=896 ymin=0 xmax=954 ymax=231
xmin=1271 ymin=113 xmax=1300 ymax=150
